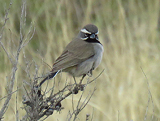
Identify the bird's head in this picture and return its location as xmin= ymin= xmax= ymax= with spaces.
xmin=78 ymin=24 xmax=99 ymax=42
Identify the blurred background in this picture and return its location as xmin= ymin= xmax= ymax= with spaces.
xmin=0 ymin=0 xmax=160 ymax=120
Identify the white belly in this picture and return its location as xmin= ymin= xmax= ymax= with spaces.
xmin=92 ymin=43 xmax=104 ymax=69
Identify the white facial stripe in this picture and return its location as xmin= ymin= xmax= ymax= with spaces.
xmin=95 ymin=31 xmax=99 ymax=35
xmin=81 ymin=29 xmax=91 ymax=34
xmin=81 ymin=37 xmax=88 ymax=40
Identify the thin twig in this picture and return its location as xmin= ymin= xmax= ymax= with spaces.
xmin=140 ymin=67 xmax=154 ymax=121
xmin=0 ymin=89 xmax=19 ymax=101
xmin=87 ymin=69 xmax=104 ymax=84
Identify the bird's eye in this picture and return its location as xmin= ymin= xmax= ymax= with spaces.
xmin=85 ymin=33 xmax=89 ymax=37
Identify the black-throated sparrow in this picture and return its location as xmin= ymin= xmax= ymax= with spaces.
xmin=39 ymin=24 xmax=103 ymax=86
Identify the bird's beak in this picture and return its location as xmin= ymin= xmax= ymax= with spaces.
xmin=90 ymin=34 xmax=95 ymax=39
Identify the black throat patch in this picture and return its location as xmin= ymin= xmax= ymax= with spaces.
xmin=85 ymin=38 xmax=101 ymax=44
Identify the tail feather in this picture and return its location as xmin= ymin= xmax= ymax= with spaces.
xmin=39 ymin=71 xmax=59 ymax=86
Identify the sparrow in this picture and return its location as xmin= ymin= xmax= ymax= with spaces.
xmin=39 ymin=24 xmax=103 ymax=86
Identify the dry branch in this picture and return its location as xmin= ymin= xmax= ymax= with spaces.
xmin=22 ymin=75 xmax=99 ymax=121
xmin=0 ymin=0 xmax=34 ymax=120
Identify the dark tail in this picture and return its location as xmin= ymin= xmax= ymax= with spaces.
xmin=39 ymin=71 xmax=59 ymax=86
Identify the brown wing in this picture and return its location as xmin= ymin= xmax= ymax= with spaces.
xmin=52 ymin=38 xmax=95 ymax=72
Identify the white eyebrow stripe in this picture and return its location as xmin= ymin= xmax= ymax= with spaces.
xmin=95 ymin=31 xmax=99 ymax=35
xmin=81 ymin=29 xmax=91 ymax=34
